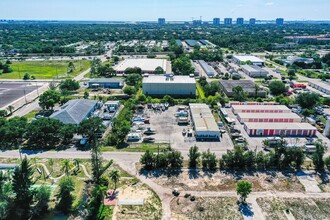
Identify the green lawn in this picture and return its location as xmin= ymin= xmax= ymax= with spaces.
xmin=0 ymin=60 xmax=90 ymax=79
xmin=196 ymin=82 xmax=205 ymax=99
xmin=23 ymin=110 xmax=40 ymax=122
xmin=101 ymin=144 xmax=168 ymax=153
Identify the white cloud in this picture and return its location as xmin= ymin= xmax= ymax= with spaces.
xmin=265 ymin=2 xmax=274 ymax=6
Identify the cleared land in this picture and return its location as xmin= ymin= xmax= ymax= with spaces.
xmin=152 ymin=170 xmax=304 ymax=192
xmin=171 ymin=196 xmax=243 ymax=220
xmin=0 ymin=60 xmax=90 ymax=79
xmin=257 ymin=197 xmax=330 ymax=220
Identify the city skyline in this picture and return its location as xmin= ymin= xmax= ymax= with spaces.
xmin=0 ymin=0 xmax=329 ymax=21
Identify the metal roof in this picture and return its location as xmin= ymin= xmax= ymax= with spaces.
xmin=245 ymin=123 xmax=316 ymax=130
xmin=198 ymin=60 xmax=215 ymax=75
xmin=143 ymin=75 xmax=196 ymax=84
xmin=189 ymin=103 xmax=219 ymax=132
xmin=233 ymin=55 xmax=264 ymax=63
xmin=232 ymin=105 xmax=290 ymax=111
xmin=237 ymin=112 xmax=301 ymax=119
xmin=241 ymin=65 xmax=268 ymax=72
xmin=89 ymin=78 xmax=124 ymax=84
xmin=50 ymin=99 xmax=98 ymax=124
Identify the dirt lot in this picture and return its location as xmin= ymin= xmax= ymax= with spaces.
xmin=151 ymin=170 xmax=304 ymax=192
xmin=171 ymin=196 xmax=243 ymax=220
xmin=144 ymin=106 xmax=234 ymax=158
xmin=114 ymin=184 xmax=162 ymax=220
xmin=257 ymin=197 xmax=330 ymax=220
xmin=316 ymin=173 xmax=330 ymax=192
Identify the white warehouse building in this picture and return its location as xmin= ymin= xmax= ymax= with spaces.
xmin=142 ymin=75 xmax=196 ymax=97
xmin=189 ymin=103 xmax=220 ymax=141
xmin=233 ymin=55 xmax=265 ymax=66
xmin=241 ymin=65 xmax=268 ymax=78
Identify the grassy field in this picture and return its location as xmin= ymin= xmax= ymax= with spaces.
xmin=0 ymin=60 xmax=90 ymax=79
xmin=196 ymin=82 xmax=205 ymax=99
xmin=101 ymin=144 xmax=169 ymax=153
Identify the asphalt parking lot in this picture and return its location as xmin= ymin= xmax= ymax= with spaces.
xmin=0 ymin=82 xmax=41 ymax=108
xmin=145 ymin=105 xmax=234 ymax=157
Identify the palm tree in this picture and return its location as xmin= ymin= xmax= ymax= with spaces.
xmin=48 ymin=158 xmax=54 ymax=173
xmin=254 ymin=84 xmax=260 ymax=98
xmin=73 ymin=159 xmax=81 ymax=172
xmin=61 ymin=159 xmax=71 ymax=175
xmin=6 ymin=105 xmax=14 ymax=115
xmin=109 ymin=169 xmax=120 ymax=191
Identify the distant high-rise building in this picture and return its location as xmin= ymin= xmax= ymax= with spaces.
xmin=213 ymin=18 xmax=220 ymax=25
xmin=158 ymin=18 xmax=166 ymax=25
xmin=249 ymin=18 xmax=256 ymax=25
xmin=224 ymin=18 xmax=232 ymax=25
xmin=276 ymin=18 xmax=284 ymax=25
xmin=192 ymin=20 xmax=202 ymax=25
xmin=236 ymin=17 xmax=244 ymax=25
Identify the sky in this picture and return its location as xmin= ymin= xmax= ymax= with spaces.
xmin=0 ymin=0 xmax=329 ymax=21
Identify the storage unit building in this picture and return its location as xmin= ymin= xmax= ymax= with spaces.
xmin=229 ymin=101 xmax=277 ymax=107
xmin=198 ymin=60 xmax=216 ymax=77
xmin=241 ymin=65 xmax=269 ymax=78
xmin=189 ymin=103 xmax=220 ymax=141
xmin=244 ymin=123 xmax=317 ymax=137
xmin=115 ymin=58 xmax=170 ymax=74
xmin=232 ymin=105 xmax=291 ymax=114
xmin=308 ymin=81 xmax=330 ymax=95
xmin=143 ymin=75 xmax=196 ymax=97
xmin=237 ymin=112 xmax=301 ymax=123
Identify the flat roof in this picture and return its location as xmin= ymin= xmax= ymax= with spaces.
xmin=233 ymin=55 xmax=264 ymax=63
xmin=309 ymin=80 xmax=330 ymax=90
xmin=232 ymin=105 xmax=290 ymax=111
xmin=143 ymin=75 xmax=196 ymax=84
xmin=115 ymin=58 xmax=167 ymax=72
xmin=245 ymin=123 xmax=316 ymax=130
xmin=189 ymin=103 xmax=219 ymax=132
xmin=241 ymin=65 xmax=267 ymax=72
xmin=89 ymin=78 xmax=124 ymax=83
xmin=238 ymin=112 xmax=301 ymax=119
xmin=220 ymin=80 xmax=257 ymax=92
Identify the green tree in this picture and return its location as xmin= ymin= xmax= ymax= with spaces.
xmin=73 ymin=159 xmax=81 ymax=172
xmin=90 ymin=147 xmax=113 ymax=185
xmin=32 ymin=185 xmax=51 ymax=218
xmin=12 ymin=157 xmax=34 ymax=219
xmin=0 ymin=110 xmax=7 ymax=117
xmin=296 ymin=93 xmax=320 ymax=109
xmin=172 ymin=56 xmax=194 ymax=75
xmin=123 ymin=86 xmax=137 ymax=95
xmin=59 ymin=124 xmax=76 ymax=145
xmin=109 ymin=169 xmax=120 ymax=191
xmin=232 ymin=85 xmax=248 ymax=102
xmin=56 ymin=177 xmax=75 ymax=214
xmin=0 ymin=117 xmax=27 ymax=149
xmin=269 ymin=81 xmax=286 ymax=96
xmin=23 ymin=73 xmax=30 ymax=80
xmin=59 ymin=79 xmax=80 ymax=91
xmin=188 ymin=145 xmax=201 ymax=168
xmin=78 ymin=117 xmax=105 ymax=145
xmin=0 ymin=172 xmax=14 ymax=220
xmin=168 ymin=150 xmax=183 ymax=169
xmin=140 ymin=150 xmax=155 ymax=170
xmin=2 ymin=64 xmax=12 ymax=73
xmin=201 ymin=149 xmax=217 ymax=171
xmin=312 ymin=141 xmax=326 ymax=171
xmin=39 ymin=90 xmax=61 ymax=110
xmin=83 ymin=90 xmax=89 ymax=99
xmin=67 ymin=61 xmax=75 ymax=73
xmin=26 ymin=117 xmax=63 ymax=149
xmin=154 ymin=66 xmax=165 ymax=74
xmin=137 ymin=94 xmax=147 ymax=102
xmin=236 ymin=181 xmax=252 ymax=203
xmin=125 ymin=73 xmax=142 ymax=86
xmin=61 ymin=159 xmax=72 ymax=175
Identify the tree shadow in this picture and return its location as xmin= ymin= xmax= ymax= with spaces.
xmin=188 ymin=169 xmax=200 ymax=179
xmin=239 ymin=203 xmax=254 ymax=217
